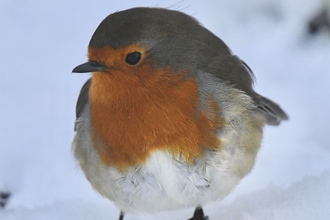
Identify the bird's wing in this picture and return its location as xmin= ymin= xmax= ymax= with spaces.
xmin=208 ymin=55 xmax=288 ymax=126
xmin=207 ymin=55 xmax=256 ymax=99
xmin=74 ymin=78 xmax=91 ymax=131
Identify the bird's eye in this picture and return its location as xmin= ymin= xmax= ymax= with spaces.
xmin=125 ymin=52 xmax=142 ymax=65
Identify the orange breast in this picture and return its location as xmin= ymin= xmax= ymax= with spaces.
xmin=88 ymin=47 xmax=223 ymax=170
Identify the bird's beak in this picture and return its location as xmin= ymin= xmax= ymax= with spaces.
xmin=72 ymin=61 xmax=108 ymax=73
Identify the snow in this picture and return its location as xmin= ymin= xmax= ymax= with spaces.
xmin=1 ymin=0 xmax=329 ymax=219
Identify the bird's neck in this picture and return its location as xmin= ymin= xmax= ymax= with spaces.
xmin=89 ymin=70 xmax=221 ymax=170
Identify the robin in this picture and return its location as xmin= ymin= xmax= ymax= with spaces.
xmin=72 ymin=7 xmax=288 ymax=220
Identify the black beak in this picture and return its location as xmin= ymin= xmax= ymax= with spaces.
xmin=72 ymin=61 xmax=108 ymax=73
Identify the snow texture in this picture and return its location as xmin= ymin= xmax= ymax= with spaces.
xmin=1 ymin=0 xmax=329 ymax=219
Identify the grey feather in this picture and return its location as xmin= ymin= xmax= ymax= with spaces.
xmin=74 ymin=78 xmax=91 ymax=131
xmin=254 ymin=94 xmax=289 ymax=126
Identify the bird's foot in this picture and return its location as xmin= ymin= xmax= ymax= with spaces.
xmin=187 ymin=207 xmax=209 ymax=220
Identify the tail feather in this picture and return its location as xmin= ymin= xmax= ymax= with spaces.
xmin=255 ymin=94 xmax=289 ymax=126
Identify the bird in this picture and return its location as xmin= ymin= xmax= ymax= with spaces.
xmin=72 ymin=7 xmax=288 ymax=220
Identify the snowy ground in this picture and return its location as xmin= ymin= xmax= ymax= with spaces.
xmin=1 ymin=0 xmax=330 ymax=219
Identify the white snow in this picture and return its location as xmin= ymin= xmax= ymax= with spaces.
xmin=1 ymin=0 xmax=329 ymax=219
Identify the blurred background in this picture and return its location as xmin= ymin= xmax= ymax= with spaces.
xmin=1 ymin=0 xmax=329 ymax=219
